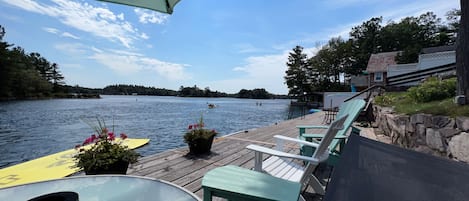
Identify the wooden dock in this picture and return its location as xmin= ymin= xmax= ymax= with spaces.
xmin=128 ymin=112 xmax=327 ymax=199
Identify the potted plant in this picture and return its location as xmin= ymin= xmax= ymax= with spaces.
xmin=74 ymin=119 xmax=140 ymax=175
xmin=184 ymin=116 xmax=218 ymax=155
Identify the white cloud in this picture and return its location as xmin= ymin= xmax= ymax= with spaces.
xmin=3 ymin=0 xmax=149 ymax=48
xmin=89 ymin=48 xmax=190 ymax=81
xmin=134 ymin=8 xmax=168 ymax=24
xmin=232 ymin=67 xmax=246 ymax=72
xmin=140 ymin=32 xmax=149 ymax=40
xmin=213 ymin=45 xmax=320 ymax=94
xmin=91 ymin=46 xmax=103 ymax=53
xmin=207 ymin=51 xmax=289 ymax=94
xmin=61 ymin=32 xmax=80 ymax=39
xmin=43 ymin=27 xmax=59 ymax=34
xmin=116 ymin=13 xmax=124 ymax=20
xmin=54 ymin=42 xmax=87 ymax=55
xmin=43 ymin=27 xmax=80 ymax=39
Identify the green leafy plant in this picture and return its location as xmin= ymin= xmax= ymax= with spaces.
xmin=407 ymin=77 xmax=456 ymax=103
xmin=374 ymin=92 xmax=408 ymax=106
xmin=74 ymin=118 xmax=139 ymax=173
xmin=183 ymin=116 xmax=217 ymax=143
xmin=373 ymin=77 xmax=469 ymax=117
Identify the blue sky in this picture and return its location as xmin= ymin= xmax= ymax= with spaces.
xmin=0 ymin=0 xmax=460 ymax=94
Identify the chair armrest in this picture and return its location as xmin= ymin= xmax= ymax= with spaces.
xmin=296 ymin=125 xmax=329 ymax=129
xmin=302 ymin=134 xmax=348 ymax=139
xmin=246 ymin=144 xmax=321 ymax=164
xmin=273 ymin=135 xmax=320 ymax=148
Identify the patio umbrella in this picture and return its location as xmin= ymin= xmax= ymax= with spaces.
xmin=97 ymin=0 xmax=181 ymax=14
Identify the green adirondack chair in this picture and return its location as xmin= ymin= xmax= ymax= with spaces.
xmin=297 ymin=99 xmax=366 ymax=166
xmin=202 ymin=116 xmax=347 ymax=201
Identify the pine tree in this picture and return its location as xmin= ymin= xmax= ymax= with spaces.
xmin=284 ymin=46 xmax=310 ymax=101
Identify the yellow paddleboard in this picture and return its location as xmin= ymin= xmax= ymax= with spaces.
xmin=0 ymin=138 xmax=149 ymax=188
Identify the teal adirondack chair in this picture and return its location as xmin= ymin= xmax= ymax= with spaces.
xmin=297 ymin=99 xmax=366 ymax=166
xmin=201 ymin=115 xmax=347 ymax=201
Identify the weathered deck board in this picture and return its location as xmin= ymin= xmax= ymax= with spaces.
xmin=128 ymin=112 xmax=327 ymax=200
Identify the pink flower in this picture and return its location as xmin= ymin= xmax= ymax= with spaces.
xmin=108 ymin=132 xmax=115 ymax=141
xmin=83 ymin=136 xmax=93 ymax=145
xmin=188 ymin=125 xmax=193 ymax=130
xmin=120 ymin=133 xmax=128 ymax=140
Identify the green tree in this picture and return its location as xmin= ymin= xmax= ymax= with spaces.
xmin=307 ymin=37 xmax=352 ymax=92
xmin=50 ymin=63 xmax=65 ymax=92
xmin=447 ymin=9 xmax=461 ymax=33
xmin=393 ymin=12 xmax=450 ymax=63
xmin=29 ymin=52 xmax=53 ymax=82
xmin=348 ymin=17 xmax=383 ymax=74
xmin=11 ymin=68 xmax=52 ymax=98
xmin=0 ymin=25 xmax=14 ymax=97
xmin=236 ymin=88 xmax=272 ymax=99
xmin=0 ymin=25 xmax=58 ymax=99
xmin=284 ymin=45 xmax=310 ymax=100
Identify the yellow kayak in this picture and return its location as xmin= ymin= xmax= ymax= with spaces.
xmin=0 ymin=138 xmax=149 ymax=188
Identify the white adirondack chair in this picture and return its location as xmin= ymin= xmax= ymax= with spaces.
xmin=246 ymin=115 xmax=347 ymax=196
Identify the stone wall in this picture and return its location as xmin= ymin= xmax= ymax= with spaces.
xmin=373 ymin=105 xmax=469 ymax=163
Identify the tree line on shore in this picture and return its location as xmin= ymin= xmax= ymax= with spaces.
xmin=285 ymin=10 xmax=460 ymax=101
xmin=0 ymin=25 xmax=66 ymax=100
xmin=66 ymin=84 xmax=286 ymax=99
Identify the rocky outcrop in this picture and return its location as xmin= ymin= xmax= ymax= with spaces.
xmin=373 ymin=105 xmax=469 ymax=163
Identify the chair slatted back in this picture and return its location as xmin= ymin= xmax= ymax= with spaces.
xmin=311 ymin=115 xmax=347 ymax=160
xmin=333 ymin=99 xmax=366 ymax=136
xmin=300 ymin=115 xmax=347 ymax=187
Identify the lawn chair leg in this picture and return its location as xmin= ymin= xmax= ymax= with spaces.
xmin=299 ymin=195 xmax=306 ymax=201
xmin=203 ymin=188 xmax=213 ymax=201
xmin=308 ymin=176 xmax=326 ymax=195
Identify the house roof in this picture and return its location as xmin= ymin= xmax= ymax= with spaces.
xmin=366 ymin=51 xmax=399 ymax=73
xmin=421 ymin=45 xmax=455 ymax=54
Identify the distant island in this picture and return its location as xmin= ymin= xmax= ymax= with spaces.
xmin=64 ymin=84 xmax=288 ymax=100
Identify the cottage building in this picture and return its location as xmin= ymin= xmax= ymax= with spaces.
xmin=387 ymin=45 xmax=455 ymax=87
xmin=365 ymin=51 xmax=399 ymax=87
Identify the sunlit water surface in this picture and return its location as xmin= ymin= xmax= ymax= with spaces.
xmin=0 ymin=95 xmax=296 ymax=168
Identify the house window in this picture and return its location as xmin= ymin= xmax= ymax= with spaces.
xmin=374 ymin=72 xmax=383 ymax=82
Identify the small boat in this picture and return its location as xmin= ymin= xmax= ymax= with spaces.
xmin=208 ymin=104 xmax=216 ymax=109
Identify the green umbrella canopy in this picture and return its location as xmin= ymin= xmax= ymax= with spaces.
xmin=97 ymin=0 xmax=181 ymax=14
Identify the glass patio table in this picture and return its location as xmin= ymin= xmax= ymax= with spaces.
xmin=0 ymin=175 xmax=200 ymax=201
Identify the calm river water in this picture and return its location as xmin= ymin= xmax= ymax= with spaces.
xmin=0 ymin=95 xmax=294 ymax=168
